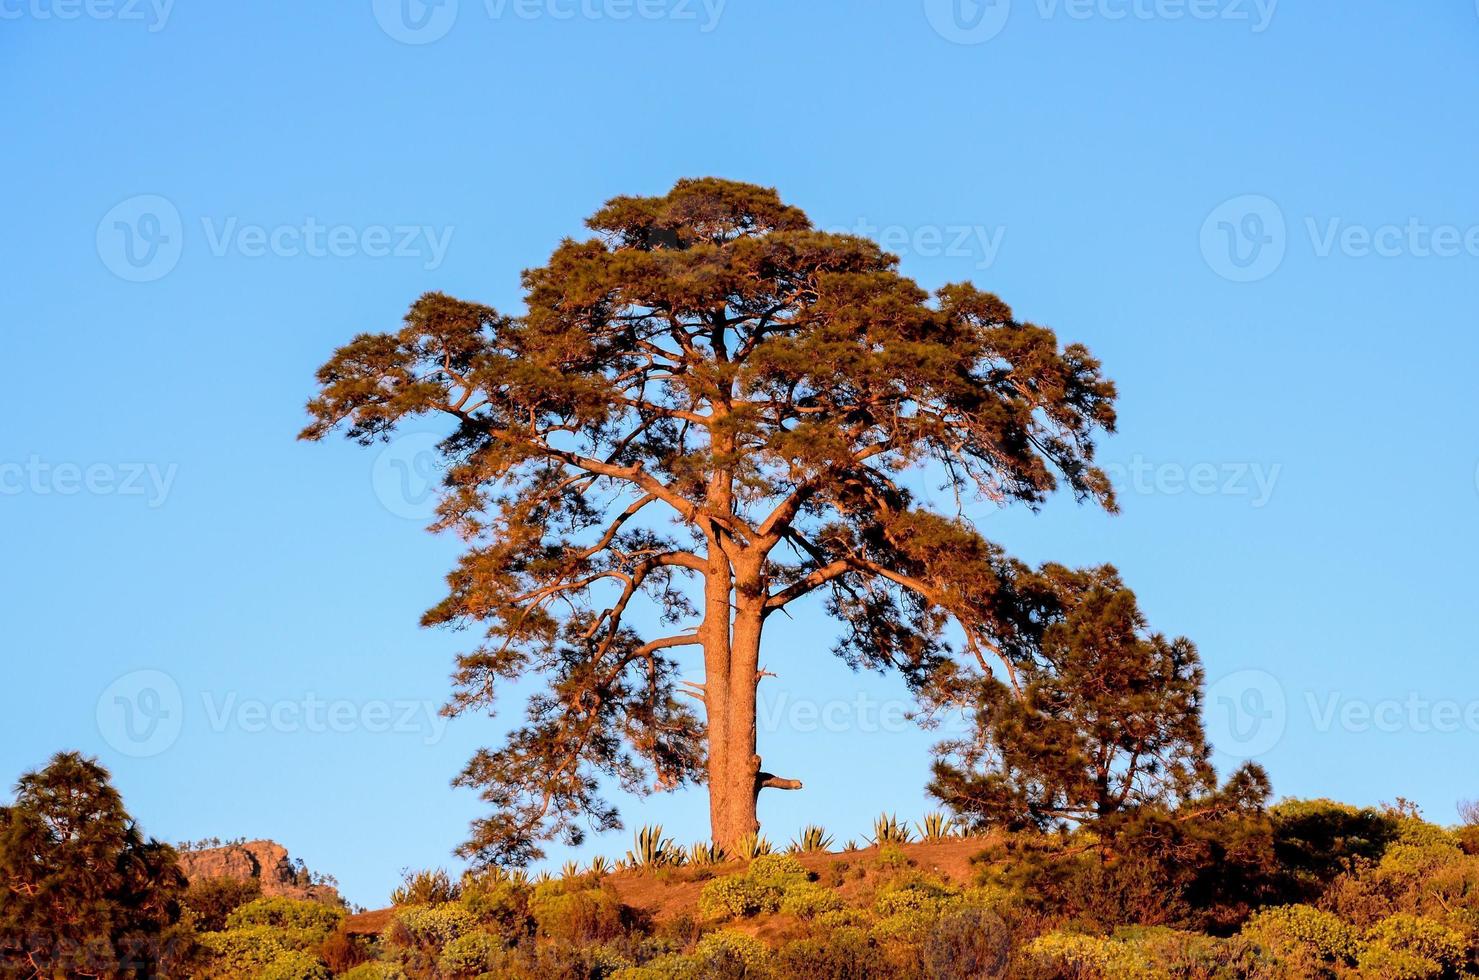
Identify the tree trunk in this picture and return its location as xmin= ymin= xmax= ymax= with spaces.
xmin=707 ymin=559 xmax=797 ymax=850
xmin=699 ymin=537 xmax=751 ymax=849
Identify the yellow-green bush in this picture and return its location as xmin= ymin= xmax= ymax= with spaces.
xmin=225 ymin=896 xmax=345 ymax=936
xmin=1357 ymin=913 xmax=1470 ymax=979
xmin=698 ymin=874 xmax=770 ymax=920
xmin=528 ymin=882 xmax=629 ymax=944
xmin=1241 ymin=903 xmax=1361 ymax=973
xmin=337 ymin=964 xmax=409 ymax=980
xmin=746 ymin=853 xmax=810 ymax=890
xmin=384 ymin=902 xmax=480 ymax=950
xmin=437 ymin=929 xmax=504 ymax=977
xmin=197 ymin=925 xmax=290 ymax=977
xmin=697 ymin=853 xmax=813 ymax=921
xmin=694 ymin=929 xmax=772 ymax=972
xmin=779 ymin=881 xmax=844 ymax=919
xmin=778 ymin=927 xmax=876 ymax=978
xmin=461 ymin=874 xmax=532 ymax=940
xmin=1024 ymin=931 xmax=1161 ymax=979
xmin=813 ymin=907 xmax=871 ymax=931
xmin=257 ymin=949 xmax=331 ymax=980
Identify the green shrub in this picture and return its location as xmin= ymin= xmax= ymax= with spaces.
xmin=337 ymin=964 xmax=409 ymax=980
xmin=258 ymin=950 xmax=330 ymax=980
xmin=1024 ymin=932 xmax=1160 ymax=979
xmin=461 ymin=875 xmax=532 ymax=940
xmin=778 ymin=927 xmax=879 ymax=979
xmin=699 ymin=854 xmax=812 ymax=921
xmin=1242 ymin=904 xmax=1361 ymax=967
xmin=1359 ymin=914 xmax=1469 ymax=978
xmin=183 ymin=876 xmax=264 ymax=931
xmin=699 ymin=875 xmax=769 ymax=920
xmin=338 ymin=965 xmax=409 ymax=980
xmin=225 ymin=896 xmax=345 ymax=936
xmin=438 ymin=929 xmax=505 ymax=976
xmin=1356 ymin=943 xmax=1448 ymax=980
xmin=385 ymin=902 xmax=480 ymax=950
xmin=814 ymin=908 xmax=872 ymax=931
xmin=870 ymin=907 xmax=940 ymax=947
xmin=611 ymin=954 xmax=701 ymax=980
xmin=197 ymin=926 xmax=289 ymax=977
xmin=872 ymin=876 xmax=954 ymax=918
xmin=529 ymin=883 xmax=630 ymax=944
xmin=780 ymin=882 xmax=844 ymax=919
xmin=747 ymin=853 xmax=809 ymax=890
xmin=919 ymin=908 xmax=1012 ymax=980
xmin=694 ymin=930 xmax=772 ymax=972
xmin=873 ymin=845 xmax=911 ymax=871
xmin=1270 ymin=798 xmax=1398 ymax=900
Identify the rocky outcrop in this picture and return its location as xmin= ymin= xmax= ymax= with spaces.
xmin=177 ymin=839 xmax=340 ymax=905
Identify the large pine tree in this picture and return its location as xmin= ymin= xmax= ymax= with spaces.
xmin=302 ymin=178 xmax=1120 ymax=864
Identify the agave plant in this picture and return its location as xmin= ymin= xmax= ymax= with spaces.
xmin=870 ymin=813 xmax=913 ymax=846
xmin=625 ymin=824 xmax=679 ymax=870
xmin=791 ymin=824 xmax=834 ymax=854
xmin=917 ymin=812 xmax=956 ymax=843
xmin=532 ymin=870 xmax=553 ymax=885
xmin=561 ymin=860 xmax=582 ymax=880
xmin=843 ymin=839 xmax=860 ymax=852
xmin=390 ymin=868 xmax=459 ymax=906
xmin=688 ymin=841 xmax=725 ymax=866
xmin=732 ymin=832 xmax=773 ymax=861
xmin=588 ymin=855 xmax=612 ymax=877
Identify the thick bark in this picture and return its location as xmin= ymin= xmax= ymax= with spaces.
xmin=703 ymin=559 xmax=805 ymax=848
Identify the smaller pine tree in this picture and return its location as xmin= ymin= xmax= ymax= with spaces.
xmin=0 ymin=752 xmax=193 ymax=977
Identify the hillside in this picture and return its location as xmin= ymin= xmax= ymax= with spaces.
xmin=173 ymin=801 xmax=1479 ymax=978
xmin=343 ymin=837 xmax=987 ymax=939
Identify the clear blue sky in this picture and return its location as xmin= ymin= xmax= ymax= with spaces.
xmin=4 ymin=1 xmax=1478 ymax=909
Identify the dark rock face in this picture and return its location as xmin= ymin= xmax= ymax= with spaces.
xmin=177 ymin=840 xmax=340 ymax=905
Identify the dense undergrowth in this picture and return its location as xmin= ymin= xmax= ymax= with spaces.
xmin=182 ymin=800 xmax=1479 ymax=979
